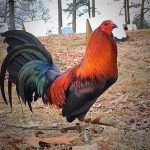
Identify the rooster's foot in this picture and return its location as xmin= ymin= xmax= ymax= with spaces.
xmin=76 ymin=122 xmax=90 ymax=144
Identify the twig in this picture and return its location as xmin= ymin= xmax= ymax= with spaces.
xmin=4 ymin=124 xmax=60 ymax=130
xmin=3 ymin=121 xmax=115 ymax=132
xmin=96 ymin=122 xmax=115 ymax=127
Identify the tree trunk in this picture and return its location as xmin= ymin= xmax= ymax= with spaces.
xmin=92 ymin=0 xmax=95 ymax=17
xmin=87 ymin=0 xmax=91 ymax=18
xmin=72 ymin=0 xmax=76 ymax=33
xmin=58 ymin=0 xmax=62 ymax=34
xmin=4 ymin=0 xmax=8 ymax=23
xmin=124 ymin=0 xmax=127 ymax=24
xmin=140 ymin=0 xmax=145 ymax=24
xmin=126 ymin=0 xmax=130 ymax=24
xmin=8 ymin=0 xmax=15 ymax=30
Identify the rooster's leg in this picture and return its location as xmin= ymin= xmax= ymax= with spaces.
xmin=80 ymin=121 xmax=90 ymax=143
xmin=77 ymin=116 xmax=90 ymax=143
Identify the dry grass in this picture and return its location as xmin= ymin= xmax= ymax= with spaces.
xmin=0 ymin=29 xmax=150 ymax=149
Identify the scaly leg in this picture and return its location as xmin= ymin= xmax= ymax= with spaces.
xmin=79 ymin=120 xmax=90 ymax=143
xmin=77 ymin=115 xmax=90 ymax=143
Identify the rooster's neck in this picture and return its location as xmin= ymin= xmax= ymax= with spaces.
xmin=76 ymin=30 xmax=118 ymax=79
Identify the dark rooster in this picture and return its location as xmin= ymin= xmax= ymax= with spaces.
xmin=0 ymin=20 xmax=118 ymax=143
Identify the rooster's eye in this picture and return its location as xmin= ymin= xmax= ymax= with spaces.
xmin=104 ymin=23 xmax=108 ymax=26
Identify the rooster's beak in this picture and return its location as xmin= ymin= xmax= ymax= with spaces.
xmin=113 ymin=23 xmax=118 ymax=28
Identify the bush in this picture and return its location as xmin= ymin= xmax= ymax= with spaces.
xmin=133 ymin=16 xmax=150 ymax=29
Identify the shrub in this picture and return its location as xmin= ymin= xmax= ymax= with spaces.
xmin=133 ymin=16 xmax=150 ymax=29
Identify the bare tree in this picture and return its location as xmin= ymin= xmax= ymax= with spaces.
xmin=87 ymin=0 xmax=91 ymax=18
xmin=64 ymin=0 xmax=98 ymax=33
xmin=123 ymin=0 xmax=130 ymax=24
xmin=72 ymin=0 xmax=76 ymax=33
xmin=119 ymin=0 xmax=149 ymax=26
xmin=0 ymin=0 xmax=50 ymax=29
xmin=9 ymin=0 xmax=15 ymax=29
xmin=4 ymin=0 xmax=8 ymax=23
xmin=92 ymin=0 xmax=95 ymax=17
xmin=124 ymin=0 xmax=127 ymax=24
xmin=58 ymin=0 xmax=62 ymax=34
xmin=16 ymin=0 xmax=50 ymax=22
xmin=0 ymin=0 xmax=8 ymax=23
xmin=132 ymin=0 xmax=150 ymax=28
xmin=126 ymin=0 xmax=130 ymax=24
xmin=141 ymin=0 xmax=145 ymax=23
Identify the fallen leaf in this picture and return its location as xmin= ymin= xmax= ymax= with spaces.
xmin=101 ymin=142 xmax=109 ymax=150
xmin=25 ymin=133 xmax=80 ymax=147
xmin=39 ymin=141 xmax=51 ymax=148
xmin=92 ymin=136 xmax=103 ymax=143
xmin=91 ymin=117 xmax=101 ymax=124
xmin=8 ymin=141 xmax=21 ymax=150
xmin=35 ymin=131 xmax=45 ymax=137
xmin=85 ymin=118 xmax=91 ymax=123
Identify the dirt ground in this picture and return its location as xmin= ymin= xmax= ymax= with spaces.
xmin=0 ymin=29 xmax=150 ymax=150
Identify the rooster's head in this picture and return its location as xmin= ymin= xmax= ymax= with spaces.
xmin=100 ymin=20 xmax=117 ymax=36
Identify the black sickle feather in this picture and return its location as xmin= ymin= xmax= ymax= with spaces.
xmin=1 ymin=45 xmax=50 ymax=105
xmin=1 ymin=30 xmax=45 ymax=51
xmin=0 ymin=73 xmax=8 ymax=105
xmin=8 ymin=76 xmax=12 ymax=108
xmin=28 ymin=102 xmax=33 ymax=112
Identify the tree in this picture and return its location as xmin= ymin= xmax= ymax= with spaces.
xmin=64 ymin=0 xmax=95 ymax=33
xmin=124 ymin=0 xmax=127 ymax=24
xmin=8 ymin=0 xmax=35 ymax=29
xmin=16 ymin=0 xmax=50 ymax=22
xmin=58 ymin=0 xmax=62 ymax=34
xmin=8 ymin=0 xmax=15 ymax=30
xmin=136 ymin=0 xmax=150 ymax=24
xmin=0 ymin=0 xmax=8 ymax=23
xmin=133 ymin=0 xmax=150 ymax=28
xmin=122 ymin=0 xmax=130 ymax=24
xmin=140 ymin=0 xmax=145 ymax=24
xmin=118 ymin=0 xmax=132 ymax=24
xmin=119 ymin=0 xmax=150 ymax=26
xmin=126 ymin=0 xmax=130 ymax=24
xmin=87 ymin=0 xmax=91 ymax=18
xmin=0 ymin=0 xmax=50 ymax=29
xmin=92 ymin=0 xmax=95 ymax=17
xmin=72 ymin=0 xmax=76 ymax=33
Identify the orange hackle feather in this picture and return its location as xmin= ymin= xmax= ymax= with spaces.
xmin=76 ymin=25 xmax=117 ymax=79
xmin=49 ymin=66 xmax=79 ymax=107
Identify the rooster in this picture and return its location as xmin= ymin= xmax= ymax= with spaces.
xmin=0 ymin=20 xmax=118 ymax=143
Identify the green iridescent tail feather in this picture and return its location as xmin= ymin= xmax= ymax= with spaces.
xmin=17 ymin=61 xmax=53 ymax=105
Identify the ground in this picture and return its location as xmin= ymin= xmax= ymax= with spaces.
xmin=0 ymin=29 xmax=150 ymax=150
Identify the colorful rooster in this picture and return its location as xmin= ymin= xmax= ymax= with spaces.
xmin=0 ymin=20 xmax=118 ymax=142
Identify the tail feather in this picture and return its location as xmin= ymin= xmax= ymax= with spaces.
xmin=16 ymin=60 xmax=59 ymax=105
xmin=17 ymin=61 xmax=43 ymax=102
xmin=1 ymin=30 xmax=60 ymax=110
xmin=8 ymin=76 xmax=12 ymax=108
xmin=2 ymin=44 xmax=52 ymax=82
xmin=28 ymin=102 xmax=33 ymax=112
xmin=1 ymin=30 xmax=45 ymax=52
xmin=0 ymin=44 xmax=57 ymax=107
